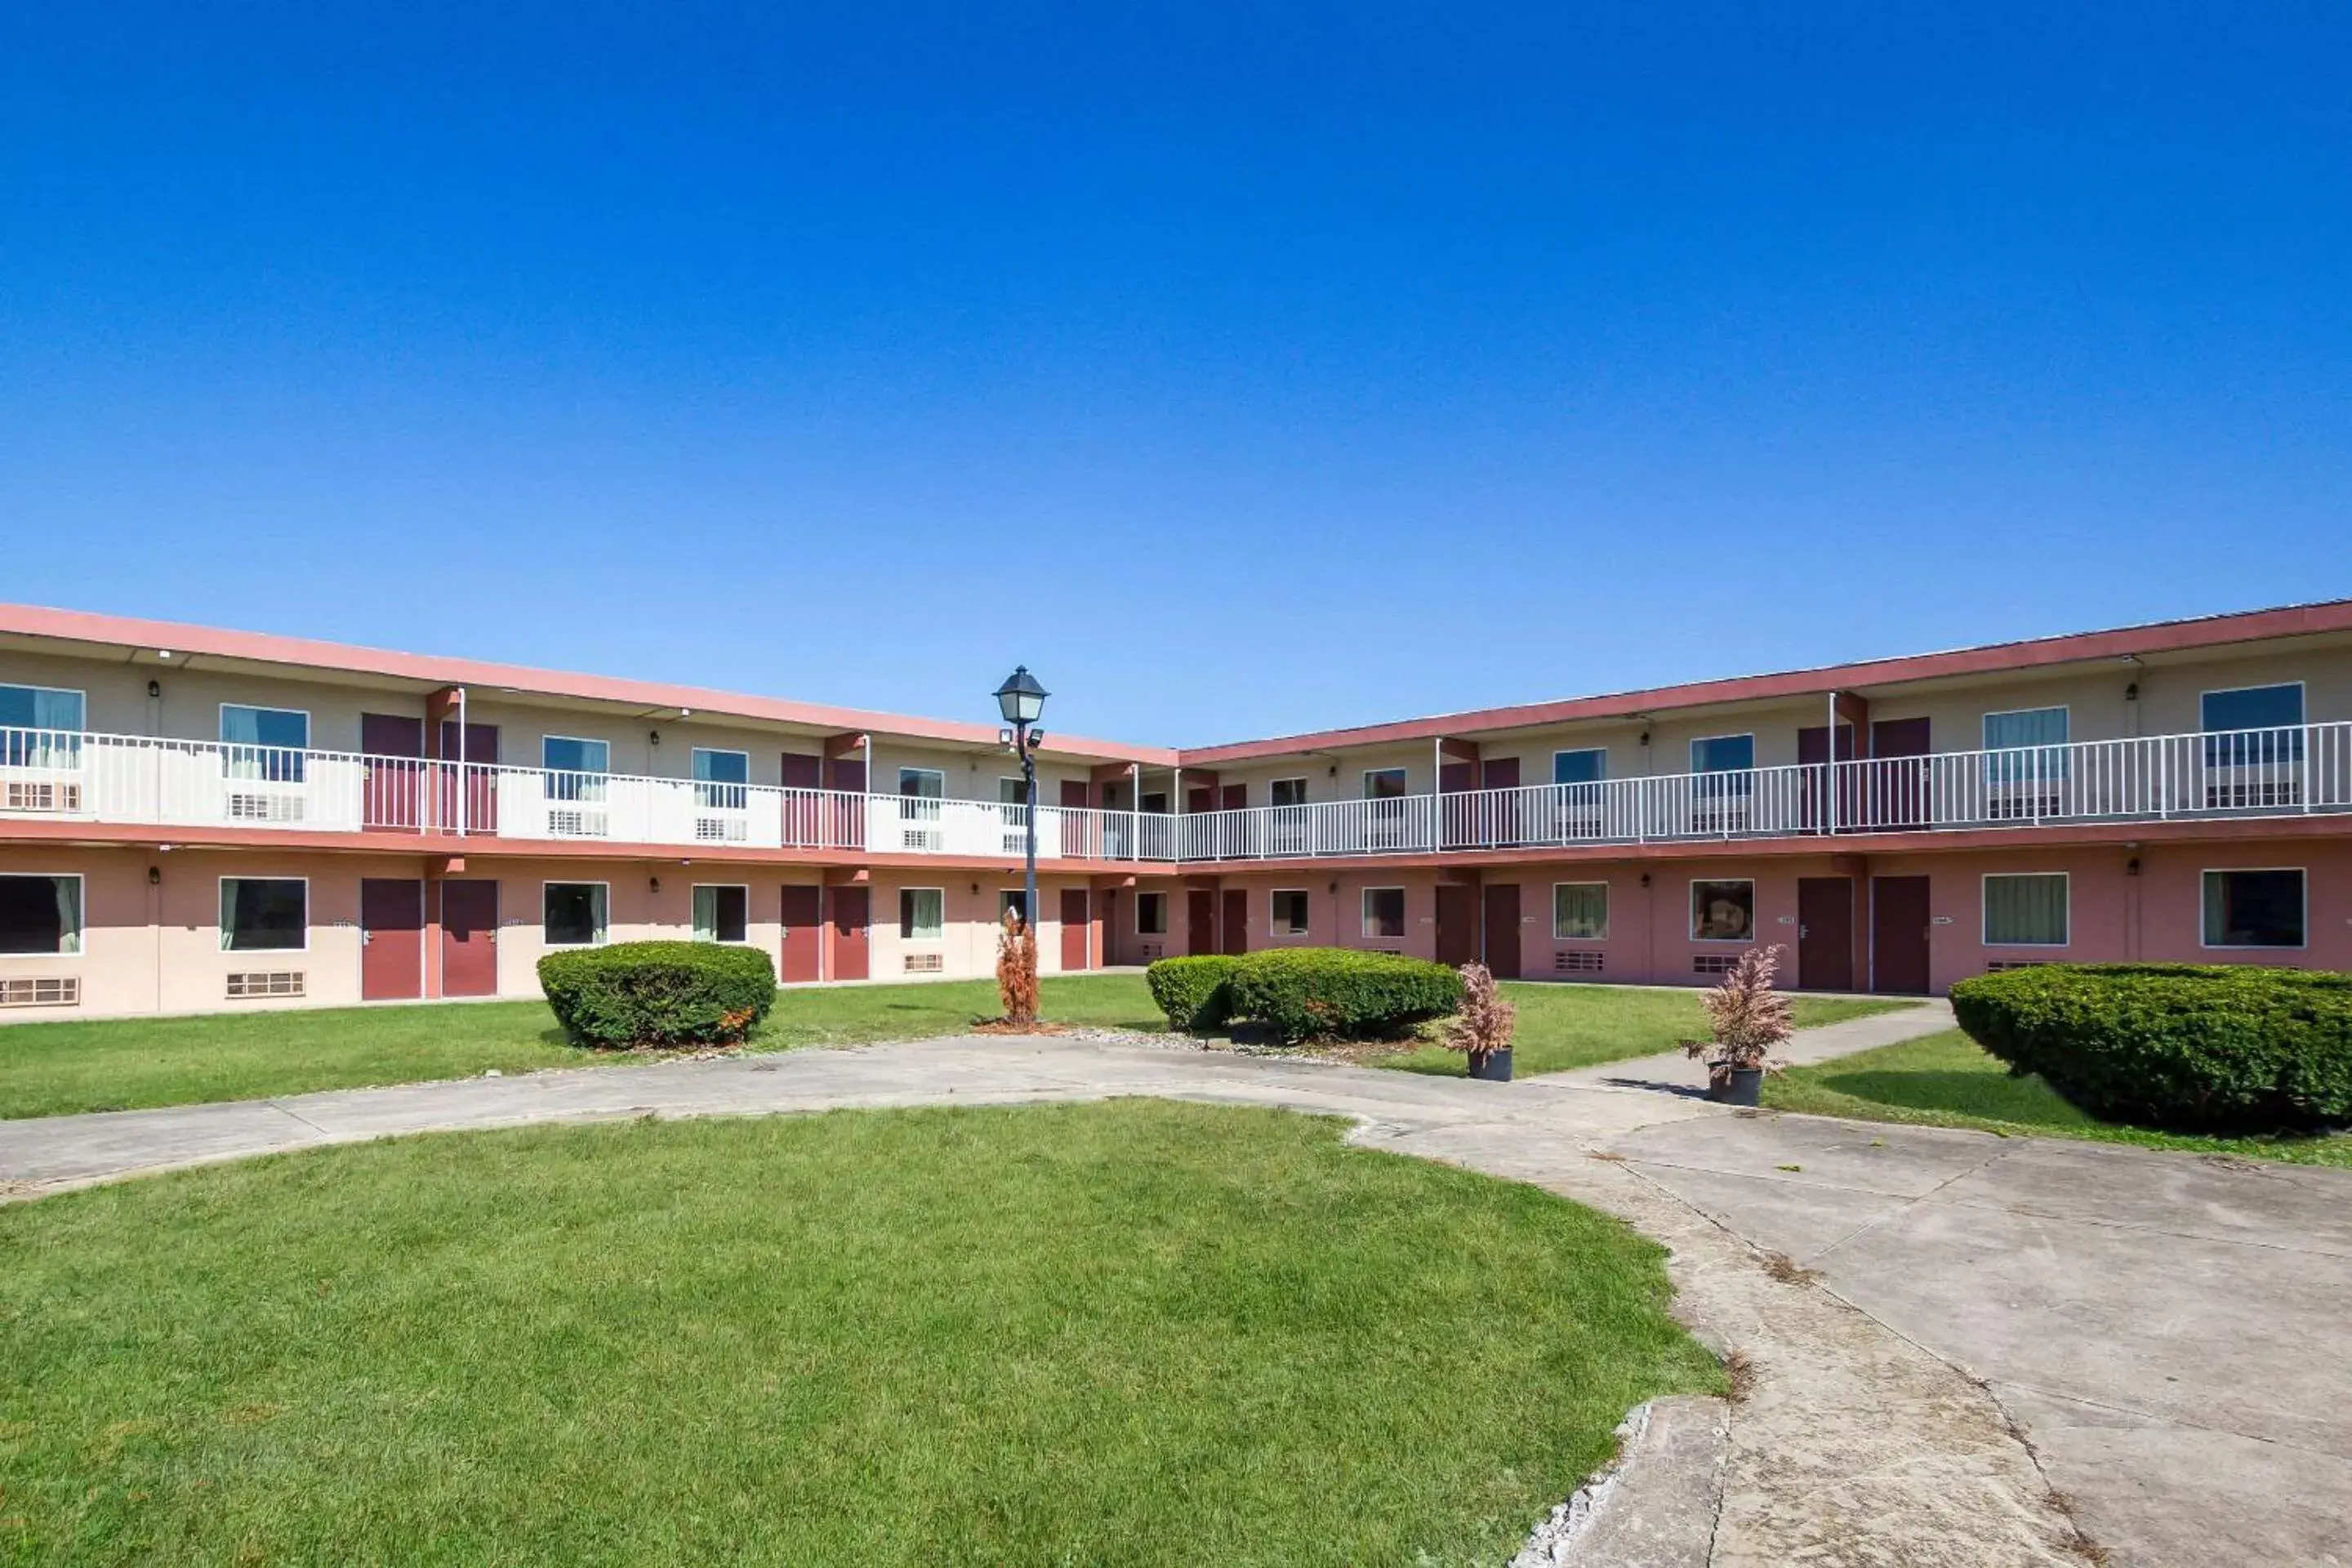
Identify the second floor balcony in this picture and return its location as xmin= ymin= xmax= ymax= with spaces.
xmin=2 ymin=722 xmax=2347 ymax=862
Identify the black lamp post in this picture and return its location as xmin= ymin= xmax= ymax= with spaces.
xmin=995 ymin=666 xmax=1049 ymax=952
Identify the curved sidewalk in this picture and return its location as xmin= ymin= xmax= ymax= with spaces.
xmin=13 ymin=1005 xmax=2338 ymax=1564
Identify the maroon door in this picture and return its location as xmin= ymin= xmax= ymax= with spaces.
xmin=828 ymin=886 xmax=870 ymax=981
xmin=779 ymin=885 xmax=822 ymax=982
xmin=1481 ymin=882 xmax=1522 ymax=978
xmin=360 ymin=878 xmax=425 ymax=1000
xmin=436 ymin=721 xmax=501 ymax=835
xmin=439 ymin=879 xmax=500 ymax=997
xmin=1060 ymin=888 xmax=1091 ymax=971
xmin=1187 ymin=889 xmax=1218 ymax=956
xmin=1439 ymin=762 xmax=1477 ymax=849
xmin=1058 ymin=781 xmax=1095 ymax=858
xmin=1219 ymin=784 xmax=1245 ymax=811
xmin=1435 ymin=884 xmax=1480 ymax=966
xmin=1796 ymin=724 xmax=1859 ymax=832
xmin=1796 ymin=877 xmax=1855 ymax=991
xmin=1866 ymin=718 xmax=1932 ymax=832
xmin=1219 ymin=889 xmax=1249 ymax=956
xmin=781 ymin=753 xmax=824 ymax=846
xmin=1481 ymin=758 xmax=1521 ymax=847
xmin=361 ymin=714 xmax=425 ymax=830
xmin=1870 ymin=875 xmax=1932 ymax=995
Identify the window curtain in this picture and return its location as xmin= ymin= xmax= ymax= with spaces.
xmin=55 ymin=876 xmax=81 ymax=955
xmin=1553 ymin=883 xmax=1608 ymax=940
xmin=1984 ymin=709 xmax=2069 ymax=784
xmin=1984 ymin=875 xmax=2067 ymax=946
xmin=693 ymin=885 xmax=719 ymax=942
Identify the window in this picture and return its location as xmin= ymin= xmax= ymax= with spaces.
xmin=899 ymin=888 xmax=944 ymax=941
xmin=543 ymin=882 xmax=608 ymax=947
xmin=1552 ymin=749 xmax=1606 ymax=786
xmin=1983 ymin=708 xmax=2069 ymax=784
xmin=1552 ymin=882 xmax=1609 ymax=941
xmin=1270 ymin=890 xmax=1311 ymax=936
xmin=0 ymin=875 xmax=82 ymax=956
xmin=898 ymin=768 xmax=944 ymax=798
xmin=220 ymin=877 xmax=306 ymax=951
xmin=0 ymin=684 xmax=84 ymax=733
xmin=1690 ymin=880 xmax=1754 ymax=942
xmin=1270 ymin=778 xmax=1308 ymax=808
xmin=691 ymin=749 xmax=750 ymax=810
xmin=1983 ymin=874 xmax=2068 ymax=947
xmin=999 ymin=889 xmax=1029 ymax=924
xmin=1361 ymin=887 xmax=1406 ymax=939
xmin=1139 ymin=791 xmax=1169 ymax=815
xmin=693 ymin=884 xmax=749 ymax=943
xmin=1690 ymin=735 xmax=1754 ymax=800
xmin=1363 ymin=768 xmax=1409 ymax=800
xmin=1136 ymin=890 xmax=1168 ymax=935
xmin=543 ymin=737 xmax=609 ymax=773
xmin=222 ymin=705 xmax=310 ymax=782
xmin=998 ymin=777 xmax=1031 ymax=808
xmin=2202 ymin=869 xmax=2305 ymax=948
xmin=2203 ymin=684 xmax=2305 ymax=766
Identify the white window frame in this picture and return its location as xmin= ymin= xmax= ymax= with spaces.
xmin=1362 ymin=767 xmax=1410 ymax=800
xmin=0 ymin=871 xmax=85 ymax=958
xmin=898 ymin=767 xmax=946 ymax=797
xmin=1135 ymin=889 xmax=1168 ymax=936
xmin=541 ymin=880 xmax=611 ymax=948
xmin=692 ymin=883 xmax=752 ymax=944
xmin=2199 ymin=866 xmax=2308 ymax=951
xmin=219 ymin=875 xmax=310 ymax=954
xmin=1980 ymin=871 xmax=2069 ymax=948
xmin=899 ymin=886 xmax=946 ymax=942
xmin=1269 ymin=889 xmax=1311 ymax=938
xmin=541 ymin=734 xmax=612 ymax=774
xmin=1552 ymin=747 xmax=1606 ymax=785
xmin=2198 ymin=680 xmax=2305 ymax=733
xmin=1361 ymin=885 xmax=1407 ymax=940
xmin=999 ymin=889 xmax=1030 ymax=925
xmin=1268 ymin=777 xmax=1309 ymax=808
xmin=690 ymin=746 xmax=751 ymax=781
xmin=997 ymin=776 xmax=1031 ymax=806
xmin=1689 ymin=878 xmax=1757 ymax=943
xmin=1981 ymin=705 xmax=2070 ymax=746
xmin=0 ymin=683 xmax=88 ymax=733
xmin=1552 ymin=880 xmax=1610 ymax=942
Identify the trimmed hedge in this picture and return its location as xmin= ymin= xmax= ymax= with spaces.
xmin=1147 ymin=955 xmax=1240 ymax=1031
xmin=1949 ymin=963 xmax=2352 ymax=1133
xmin=538 ymin=941 xmax=777 ymax=1049
xmin=1225 ymin=948 xmax=1465 ymax=1045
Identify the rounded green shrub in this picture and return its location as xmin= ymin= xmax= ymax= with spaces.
xmin=1949 ymin=963 xmax=2352 ymax=1134
xmin=538 ymin=941 xmax=777 ymax=1049
xmin=1226 ymin=948 xmax=1465 ymax=1045
xmin=1147 ymin=955 xmax=1241 ymax=1031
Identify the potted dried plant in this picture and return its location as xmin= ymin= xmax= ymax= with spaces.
xmin=1681 ymin=945 xmax=1794 ymax=1105
xmin=996 ymin=907 xmax=1040 ymax=1028
xmin=1445 ymin=960 xmax=1517 ymax=1081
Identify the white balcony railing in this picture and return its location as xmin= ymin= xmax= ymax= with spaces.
xmin=2 ymin=723 xmax=2347 ymax=862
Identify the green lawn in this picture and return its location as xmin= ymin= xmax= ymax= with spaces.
xmin=1379 ymin=984 xmax=1913 ymax=1078
xmin=0 ymin=1101 xmax=1720 ymax=1566
xmin=0 ymin=974 xmax=1167 ymax=1121
xmin=1766 ymin=1028 xmax=2352 ymax=1169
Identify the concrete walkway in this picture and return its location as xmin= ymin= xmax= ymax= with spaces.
xmin=6 ymin=1003 xmax=2344 ymax=1565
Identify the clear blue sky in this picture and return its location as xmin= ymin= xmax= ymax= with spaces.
xmin=3 ymin=5 xmax=2347 ymax=746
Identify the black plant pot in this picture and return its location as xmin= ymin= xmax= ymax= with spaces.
xmin=1706 ymin=1066 xmax=1763 ymax=1107
xmin=1468 ymin=1049 xmax=1513 ymax=1082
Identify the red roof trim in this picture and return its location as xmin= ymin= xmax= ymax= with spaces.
xmin=0 ymin=603 xmax=1177 ymax=766
xmin=1176 ymin=599 xmax=2352 ymax=764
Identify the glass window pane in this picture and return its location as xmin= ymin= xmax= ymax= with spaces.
xmin=542 ymin=737 xmax=609 ymax=774
xmin=543 ymin=883 xmax=607 ymax=946
xmin=1271 ymin=891 xmax=1310 ymax=935
xmin=1552 ymin=749 xmax=1605 ymax=786
xmin=1364 ymin=769 xmax=1408 ymax=800
xmin=900 ymin=888 xmax=943 ymax=940
xmin=1984 ymin=708 xmax=2069 ymax=784
xmin=0 ymin=875 xmax=79 ymax=955
xmin=691 ymin=749 xmax=748 ymax=784
xmin=1136 ymin=891 xmax=1166 ymax=934
xmin=2203 ymin=870 xmax=2304 ymax=947
xmin=2202 ymin=685 xmax=2303 ymax=733
xmin=1362 ymin=887 xmax=1406 ymax=938
xmin=1984 ymin=874 xmax=2068 ymax=946
xmin=1553 ymin=882 xmax=1609 ymax=940
xmin=220 ymin=878 xmax=306 ymax=951
xmin=998 ymin=777 xmax=1029 ymax=805
xmin=1690 ymin=880 xmax=1754 ymax=942
xmin=1690 ymin=735 xmax=1754 ymax=773
xmin=0 ymin=685 xmax=85 ymax=732
xmin=692 ymin=885 xmax=746 ymax=942
xmin=899 ymin=768 xmax=943 ymax=799
xmin=1270 ymin=779 xmax=1307 ymax=808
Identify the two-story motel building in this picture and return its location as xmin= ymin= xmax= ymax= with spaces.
xmin=1 ymin=599 xmax=2348 ymax=1017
